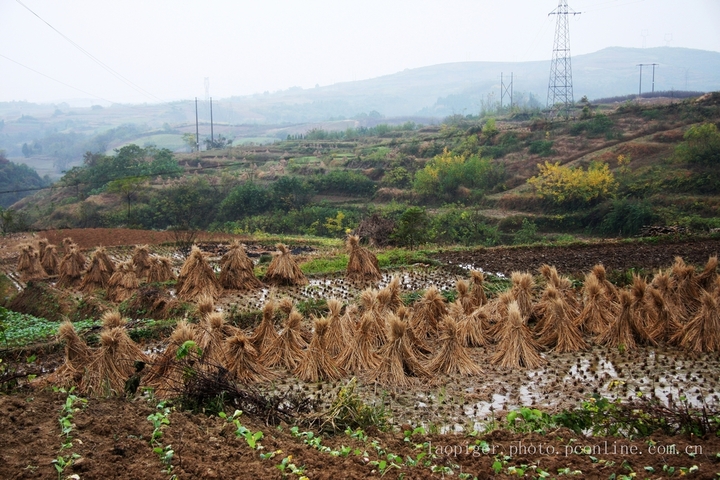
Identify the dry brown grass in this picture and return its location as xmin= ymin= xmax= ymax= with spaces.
xmin=58 ymin=246 xmax=86 ymax=288
xmin=197 ymin=312 xmax=236 ymax=367
xmin=671 ymin=257 xmax=700 ymax=321
xmin=144 ymin=320 xmax=197 ymax=398
xmin=647 ymin=288 xmax=683 ymax=343
xmin=20 ymin=248 xmax=47 ymax=282
xmin=219 ymin=241 xmax=262 ymax=290
xmin=81 ymin=249 xmax=113 ymax=293
xmin=50 ymin=321 xmax=93 ymax=387
xmin=511 ymin=272 xmax=534 ymax=320
xmin=264 ymin=244 xmax=308 ymax=286
xmin=537 ymin=297 xmax=587 ymax=353
xmin=696 ymin=256 xmax=718 ymax=291
xmin=426 ymin=316 xmax=483 ymax=376
xmin=576 ymin=273 xmax=617 ymax=335
xmin=598 ymin=290 xmax=651 ymax=351
xmin=336 ymin=311 xmax=381 ymax=376
xmin=176 ymin=245 xmax=221 ymax=302
xmin=491 ymin=301 xmax=545 ymax=369
xmin=101 ymin=310 xmax=126 ymax=329
xmin=358 ymin=289 xmax=387 ymax=349
xmin=469 ymin=270 xmax=488 ymax=308
xmin=324 ymin=299 xmax=347 ymax=358
xmin=630 ymin=275 xmax=659 ymax=346
xmin=346 ymin=235 xmax=381 ymax=282
xmin=454 ymin=301 xmax=490 ymax=348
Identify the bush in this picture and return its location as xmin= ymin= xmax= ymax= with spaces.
xmin=218 ymin=182 xmax=270 ymax=221
xmin=413 ymin=148 xmax=504 ymax=200
xmin=569 ymin=114 xmax=616 ymax=138
xmin=308 ymin=170 xmax=376 ymax=196
xmin=527 ymin=161 xmax=617 ymax=209
xmin=514 ymin=218 xmax=539 ymax=244
xmin=599 ymin=198 xmax=656 ymax=236
xmin=674 ymin=123 xmax=720 ymax=164
xmin=528 ymin=140 xmax=554 ymax=156
xmin=430 ymin=209 xmax=500 ymax=246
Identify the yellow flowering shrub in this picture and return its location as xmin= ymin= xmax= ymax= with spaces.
xmin=527 ymin=161 xmax=617 ymax=207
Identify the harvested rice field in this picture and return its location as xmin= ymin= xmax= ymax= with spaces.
xmin=2 ymin=229 xmax=720 ymax=479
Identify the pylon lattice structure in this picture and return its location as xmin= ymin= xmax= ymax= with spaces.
xmin=547 ymin=0 xmax=580 ymax=118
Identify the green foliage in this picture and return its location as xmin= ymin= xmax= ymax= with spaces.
xmin=218 ymin=182 xmax=271 ymax=221
xmin=413 ymin=148 xmax=504 ymax=200
xmin=0 ymin=306 xmax=96 ymax=347
xmin=599 ymin=198 xmax=656 ymax=236
xmin=308 ymin=170 xmax=376 ymax=196
xmin=300 ymin=255 xmax=349 ymax=275
xmin=570 ymin=114 xmax=616 ymax=138
xmin=319 ymin=378 xmax=389 ymax=433
xmin=674 ymin=123 xmax=720 ymax=164
xmin=506 ymin=407 xmax=554 ymax=434
xmin=528 ymin=161 xmax=617 ymax=208
xmin=0 ymin=151 xmax=49 ymax=207
xmin=430 ymin=209 xmax=500 ymax=246
xmin=514 ymin=218 xmax=539 ymax=244
xmin=528 ymin=140 xmax=554 ymax=156
xmin=391 ymin=206 xmax=430 ymax=249
xmin=381 ymin=166 xmax=412 ymax=188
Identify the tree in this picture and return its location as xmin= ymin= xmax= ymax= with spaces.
xmin=107 ymin=177 xmax=144 ymax=224
xmin=675 ymin=123 xmax=720 ymax=164
xmin=391 ymin=207 xmax=430 ymax=249
xmin=182 ymin=133 xmax=198 ymax=152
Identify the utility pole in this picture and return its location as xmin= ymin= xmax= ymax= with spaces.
xmin=195 ymin=97 xmax=200 ymax=152
xmin=210 ymin=97 xmax=214 ymax=146
xmin=547 ymin=0 xmax=581 ymax=118
xmin=501 ymin=72 xmax=514 ymax=110
xmin=636 ymin=63 xmax=658 ymax=96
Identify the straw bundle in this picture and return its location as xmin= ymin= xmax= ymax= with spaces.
xmin=17 ymin=244 xmax=34 ymax=272
xmin=409 ymin=286 xmax=447 ymax=340
xmin=487 ymin=291 xmax=516 ymax=340
xmin=491 ymin=301 xmax=545 ymax=369
xmin=107 ymin=261 xmax=139 ymax=302
xmin=80 ymin=249 xmax=113 ymax=292
xmin=144 ymin=320 xmax=197 ymax=398
xmin=260 ymin=309 xmax=307 ymax=371
xmin=398 ymin=305 xmax=432 ymax=357
xmin=598 ymin=290 xmax=651 ymax=351
xmin=94 ymin=247 xmax=116 ymax=274
xmin=52 ymin=321 xmax=93 ymax=386
xmin=346 ymin=235 xmax=381 ymax=282
xmin=671 ymin=257 xmax=700 ymax=321
xmin=696 ymin=256 xmax=718 ymax=291
xmin=647 ymin=288 xmax=683 ymax=343
xmin=456 ymin=279 xmax=475 ymax=315
xmin=38 ymin=238 xmax=48 ymax=263
xmin=249 ymin=300 xmax=280 ymax=356
xmin=324 ymin=299 xmax=348 ymax=358
xmin=510 ymin=272 xmax=535 ymax=320
xmin=196 ymin=294 xmax=215 ymax=317
xmin=377 ymin=276 xmax=403 ymax=314
xmin=226 ymin=332 xmax=275 ymax=383
xmin=81 ymin=327 xmax=149 ymax=396
xmin=630 ymin=275 xmax=659 ymax=345
xmin=537 ymin=297 xmax=587 ymax=353
xmin=278 ymin=297 xmax=294 ymax=317
xmin=469 ymin=270 xmax=488 ymax=308
xmin=336 ymin=311 xmax=381 ymax=376
xmin=677 ymin=291 xmax=720 ymax=352
xmin=147 ymin=257 xmax=175 ymax=283
xmin=176 ymin=246 xmax=221 ymax=301
xmin=131 ymin=245 xmax=153 ymax=279
xmin=197 ymin=312 xmax=236 ymax=366
xmin=426 ymin=316 xmax=483 ymax=376
xmin=591 ymin=264 xmax=617 ymax=298
xmin=358 ymin=289 xmax=387 ymax=348
xmin=368 ymin=314 xmax=431 ymax=386
xmin=456 ymin=302 xmax=490 ymax=347
xmin=57 ymin=246 xmax=86 ymax=288
xmin=219 ymin=241 xmax=262 ymax=290
xmin=294 ymin=318 xmax=345 ymax=382
xmin=101 ymin=310 xmax=126 ymax=329
xmin=264 ymin=243 xmax=307 ymax=286
xmin=576 ymin=273 xmax=617 ymax=335
xmin=19 ymin=248 xmax=47 ymax=282
xmin=532 ymin=285 xmax=563 ymax=333
xmin=41 ymin=245 xmax=59 ymax=275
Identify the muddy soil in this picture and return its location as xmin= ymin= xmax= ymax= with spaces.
xmin=435 ymin=237 xmax=720 ymax=277
xmin=2 ymin=388 xmax=719 ymax=480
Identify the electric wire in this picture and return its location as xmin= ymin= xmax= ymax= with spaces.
xmin=15 ymin=0 xmax=162 ymax=102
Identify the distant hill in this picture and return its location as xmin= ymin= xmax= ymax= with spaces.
xmin=0 ymin=151 xmax=48 ymax=207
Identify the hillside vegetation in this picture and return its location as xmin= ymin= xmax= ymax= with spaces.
xmin=10 ymin=93 xmax=720 ymax=246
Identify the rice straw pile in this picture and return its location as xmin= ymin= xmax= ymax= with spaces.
xmin=225 ymin=332 xmax=275 ymax=383
xmin=81 ymin=248 xmax=113 ymax=292
xmin=346 ymin=235 xmax=381 ymax=282
xmin=107 ymin=261 xmax=139 ymax=302
xmin=264 ymin=243 xmax=308 ymax=286
xmin=249 ymin=300 xmax=280 ymax=356
xmin=491 ymin=301 xmax=545 ymax=369
xmin=147 ymin=256 xmax=175 ymax=283
xmin=426 ymin=316 xmax=483 ymax=376
xmin=295 ymin=318 xmax=344 ymax=382
xmin=58 ymin=246 xmax=86 ymax=288
xmin=368 ymin=314 xmax=430 ymax=386
xmin=261 ymin=308 xmax=308 ymax=371
xmin=176 ymin=245 xmax=221 ymax=301
xmin=41 ymin=245 xmax=59 ymax=275
xmin=132 ymin=245 xmax=153 ymax=280
xmin=219 ymin=241 xmax=262 ymax=290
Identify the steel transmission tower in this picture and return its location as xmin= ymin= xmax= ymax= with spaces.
xmin=547 ymin=0 xmax=580 ymax=118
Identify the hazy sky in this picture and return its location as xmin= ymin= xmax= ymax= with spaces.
xmin=1 ymin=0 xmax=718 ymax=105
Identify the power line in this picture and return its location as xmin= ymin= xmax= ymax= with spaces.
xmin=15 ymin=0 xmax=161 ymax=103
xmin=0 ymin=52 xmax=115 ymax=103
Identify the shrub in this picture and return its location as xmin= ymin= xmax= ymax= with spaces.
xmin=527 ymin=161 xmax=617 ymax=209
xmin=514 ymin=218 xmax=539 ymax=244
xmin=413 ymin=148 xmax=504 ymax=200
xmin=308 ymin=170 xmax=376 ymax=196
xmin=431 ymin=209 xmax=500 ymax=246
xmin=528 ymin=140 xmax=554 ymax=156
xmin=599 ymin=198 xmax=656 ymax=236
xmin=675 ymin=123 xmax=720 ymax=164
